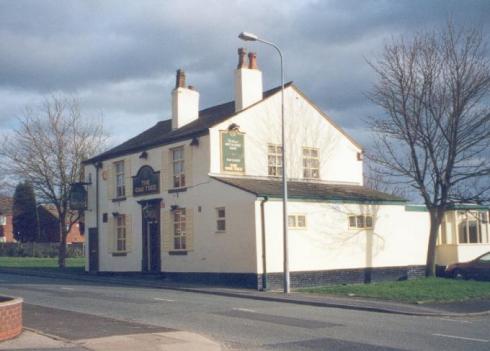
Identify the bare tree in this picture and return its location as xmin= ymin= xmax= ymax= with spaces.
xmin=0 ymin=96 xmax=107 ymax=267
xmin=367 ymin=22 xmax=490 ymax=277
xmin=363 ymin=160 xmax=409 ymax=200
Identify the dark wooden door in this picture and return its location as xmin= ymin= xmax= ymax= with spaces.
xmin=149 ymin=222 xmax=161 ymax=272
xmin=88 ymin=228 xmax=99 ymax=272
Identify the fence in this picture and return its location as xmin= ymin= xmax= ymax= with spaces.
xmin=0 ymin=242 xmax=84 ymax=258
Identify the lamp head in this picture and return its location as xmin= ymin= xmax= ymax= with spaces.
xmin=238 ymin=32 xmax=258 ymax=41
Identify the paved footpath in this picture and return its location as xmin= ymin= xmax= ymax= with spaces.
xmin=1 ymin=303 xmax=222 ymax=351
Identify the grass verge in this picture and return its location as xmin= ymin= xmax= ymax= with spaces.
xmin=0 ymin=256 xmax=85 ymax=272
xmin=298 ymin=278 xmax=490 ymax=304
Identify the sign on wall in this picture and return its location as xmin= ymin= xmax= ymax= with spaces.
xmin=133 ymin=166 xmax=160 ymax=196
xmin=221 ymin=130 xmax=245 ymax=173
xmin=69 ymin=183 xmax=87 ymax=210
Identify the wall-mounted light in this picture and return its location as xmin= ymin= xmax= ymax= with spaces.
xmin=139 ymin=151 xmax=148 ymax=159
xmin=228 ymin=123 xmax=240 ymax=131
xmin=190 ymin=137 xmax=199 ymax=147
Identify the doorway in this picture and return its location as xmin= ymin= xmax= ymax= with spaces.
xmin=140 ymin=200 xmax=161 ymax=273
xmin=88 ymin=228 xmax=98 ymax=272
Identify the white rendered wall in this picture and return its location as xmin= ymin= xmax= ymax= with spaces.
xmin=255 ymin=200 xmax=430 ymax=273
xmin=210 ymin=86 xmax=363 ymax=185
xmin=84 ymin=134 xmax=259 ymax=273
xmin=161 ymin=179 xmax=258 ymax=273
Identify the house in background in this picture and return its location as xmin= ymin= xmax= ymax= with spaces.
xmin=0 ymin=196 xmax=84 ymax=244
xmin=38 ymin=205 xmax=84 ymax=244
xmin=82 ymin=48 xmax=433 ymax=289
xmin=0 ymin=196 xmax=14 ymax=243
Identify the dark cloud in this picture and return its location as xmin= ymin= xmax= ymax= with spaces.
xmin=0 ymin=0 xmax=489 ymax=146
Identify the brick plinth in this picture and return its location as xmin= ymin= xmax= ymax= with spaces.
xmin=0 ymin=297 xmax=23 ymax=341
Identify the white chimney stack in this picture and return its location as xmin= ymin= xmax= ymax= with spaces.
xmin=171 ymin=69 xmax=199 ymax=129
xmin=234 ymin=48 xmax=263 ymax=112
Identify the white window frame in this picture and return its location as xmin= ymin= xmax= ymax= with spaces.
xmin=288 ymin=214 xmax=307 ymax=229
xmin=348 ymin=215 xmax=373 ymax=230
xmin=114 ymin=160 xmax=125 ymax=198
xmin=267 ymin=144 xmax=283 ymax=177
xmin=115 ymin=214 xmax=127 ymax=252
xmin=171 ymin=146 xmax=185 ymax=188
xmin=173 ymin=208 xmax=186 ymax=250
xmin=216 ymin=207 xmax=226 ymax=232
xmin=302 ymin=147 xmax=320 ymax=179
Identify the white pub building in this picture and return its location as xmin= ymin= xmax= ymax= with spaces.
xmin=82 ymin=49 xmax=490 ymax=289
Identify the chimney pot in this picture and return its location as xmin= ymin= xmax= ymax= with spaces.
xmin=176 ymin=69 xmax=186 ymax=88
xmin=237 ymin=48 xmax=247 ymax=69
xmin=248 ymin=52 xmax=258 ymax=69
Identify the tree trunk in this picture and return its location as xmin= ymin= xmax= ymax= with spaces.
xmin=58 ymin=218 xmax=67 ymax=268
xmin=425 ymin=209 xmax=443 ymax=277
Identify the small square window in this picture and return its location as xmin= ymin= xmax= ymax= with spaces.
xmin=297 ymin=215 xmax=306 ymax=228
xmin=288 ymin=214 xmax=307 ymax=229
xmin=365 ymin=216 xmax=373 ymax=228
xmin=349 ymin=216 xmax=356 ymax=228
xmin=356 ymin=216 xmax=365 ymax=228
xmin=349 ymin=215 xmax=373 ymax=230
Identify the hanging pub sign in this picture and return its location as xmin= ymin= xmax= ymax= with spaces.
xmin=221 ymin=129 xmax=245 ymax=173
xmin=69 ymin=183 xmax=87 ymax=210
xmin=133 ymin=166 xmax=160 ymax=196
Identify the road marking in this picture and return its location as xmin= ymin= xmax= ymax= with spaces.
xmin=232 ymin=308 xmax=256 ymax=313
xmin=61 ymin=287 xmax=75 ymax=291
xmin=434 ymin=317 xmax=472 ymax=324
xmin=153 ymin=298 xmax=175 ymax=302
xmin=432 ymin=333 xmax=488 ymax=343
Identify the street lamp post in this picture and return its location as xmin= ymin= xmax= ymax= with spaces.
xmin=238 ymin=32 xmax=290 ymax=294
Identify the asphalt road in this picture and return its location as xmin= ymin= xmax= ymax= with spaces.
xmin=1 ymin=272 xmax=489 ymax=350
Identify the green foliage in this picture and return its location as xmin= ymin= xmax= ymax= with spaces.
xmin=12 ymin=181 xmax=39 ymax=242
xmin=0 ymin=256 xmax=84 ymax=269
xmin=299 ymin=278 xmax=490 ymax=303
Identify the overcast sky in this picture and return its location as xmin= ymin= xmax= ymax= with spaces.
xmin=0 ymin=0 xmax=489 ymax=149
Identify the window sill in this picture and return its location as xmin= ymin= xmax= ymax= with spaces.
xmin=112 ymin=252 xmax=127 ymax=257
xmin=112 ymin=197 xmax=127 ymax=202
xmin=168 ymin=250 xmax=188 ymax=255
xmin=215 ymin=230 xmax=226 ymax=234
xmin=168 ymin=187 xmax=187 ymax=194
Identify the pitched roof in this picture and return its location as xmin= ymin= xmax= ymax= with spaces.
xmin=0 ymin=196 xmax=13 ymax=215
xmin=84 ymin=83 xmax=292 ymax=164
xmin=213 ymin=176 xmax=406 ymax=203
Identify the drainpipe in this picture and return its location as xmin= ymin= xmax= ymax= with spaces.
xmin=260 ymin=196 xmax=269 ymax=290
xmin=94 ymin=161 xmax=102 ymax=273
